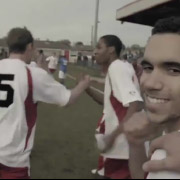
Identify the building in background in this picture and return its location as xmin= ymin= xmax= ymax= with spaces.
xmin=0 ymin=38 xmax=94 ymax=64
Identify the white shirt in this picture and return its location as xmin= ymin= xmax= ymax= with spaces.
xmin=46 ymin=56 xmax=58 ymax=69
xmin=96 ymin=60 xmax=143 ymax=159
xmin=147 ymin=131 xmax=180 ymax=180
xmin=29 ymin=61 xmax=38 ymax=68
xmin=147 ymin=149 xmax=180 ymax=179
xmin=0 ymin=59 xmax=71 ymax=170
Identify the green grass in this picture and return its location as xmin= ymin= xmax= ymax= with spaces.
xmin=68 ymin=64 xmax=102 ymax=78
xmin=31 ymin=68 xmax=103 ymax=179
xmin=67 ymin=64 xmax=104 ymax=91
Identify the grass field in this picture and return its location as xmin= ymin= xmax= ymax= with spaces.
xmin=31 ymin=65 xmax=103 ymax=179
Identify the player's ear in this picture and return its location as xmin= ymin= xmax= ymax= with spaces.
xmin=26 ymin=43 xmax=34 ymax=51
xmin=109 ymin=47 xmax=115 ymax=55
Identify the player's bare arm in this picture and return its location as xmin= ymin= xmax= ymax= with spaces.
xmin=86 ymin=87 xmax=104 ymax=105
xmin=129 ymin=143 xmax=147 ymax=179
xmin=68 ymin=75 xmax=91 ymax=105
xmin=123 ymin=112 xmax=164 ymax=179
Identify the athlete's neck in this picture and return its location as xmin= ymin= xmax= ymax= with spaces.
xmin=165 ymin=118 xmax=180 ymax=133
xmin=101 ymin=55 xmax=119 ymax=73
xmin=9 ymin=53 xmax=27 ymax=63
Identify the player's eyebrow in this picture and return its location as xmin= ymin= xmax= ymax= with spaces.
xmin=141 ymin=59 xmax=153 ymax=67
xmin=163 ymin=61 xmax=180 ymax=69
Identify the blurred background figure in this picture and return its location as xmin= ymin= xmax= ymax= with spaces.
xmin=36 ymin=50 xmax=49 ymax=72
xmin=59 ymin=55 xmax=68 ymax=85
xmin=0 ymin=48 xmax=8 ymax=60
xmin=46 ymin=52 xmax=58 ymax=74
xmin=29 ymin=49 xmax=49 ymax=72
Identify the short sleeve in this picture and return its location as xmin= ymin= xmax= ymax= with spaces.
xmin=108 ymin=61 xmax=143 ymax=106
xmin=30 ymin=67 xmax=71 ymax=106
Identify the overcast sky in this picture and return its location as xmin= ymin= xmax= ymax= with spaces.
xmin=0 ymin=0 xmax=152 ymax=46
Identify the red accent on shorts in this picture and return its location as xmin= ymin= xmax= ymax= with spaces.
xmin=97 ymin=92 xmax=131 ymax=179
xmin=0 ymin=163 xmax=29 ymax=179
xmin=49 ymin=69 xmax=56 ymax=74
xmin=98 ymin=157 xmax=131 ymax=179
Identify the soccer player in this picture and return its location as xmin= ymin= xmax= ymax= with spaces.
xmin=0 ymin=27 xmax=90 ymax=179
xmin=59 ymin=55 xmax=68 ymax=85
xmin=46 ymin=52 xmax=58 ymax=74
xmin=124 ymin=17 xmax=180 ymax=179
xmin=87 ymin=35 xmax=143 ymax=179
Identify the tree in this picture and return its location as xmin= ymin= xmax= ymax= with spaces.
xmin=131 ymin=44 xmax=141 ymax=50
xmin=75 ymin=42 xmax=84 ymax=47
xmin=58 ymin=39 xmax=71 ymax=47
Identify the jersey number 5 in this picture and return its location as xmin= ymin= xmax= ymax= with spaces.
xmin=0 ymin=74 xmax=14 ymax=108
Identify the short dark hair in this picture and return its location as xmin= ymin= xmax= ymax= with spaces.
xmin=152 ymin=16 xmax=180 ymax=35
xmin=7 ymin=27 xmax=34 ymax=53
xmin=100 ymin=35 xmax=123 ymax=56
xmin=39 ymin=50 xmax=43 ymax=54
xmin=122 ymin=54 xmax=128 ymax=60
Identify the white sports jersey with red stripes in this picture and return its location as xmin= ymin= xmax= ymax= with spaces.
xmin=96 ymin=60 xmax=143 ymax=159
xmin=147 ymin=149 xmax=180 ymax=179
xmin=0 ymin=59 xmax=71 ymax=170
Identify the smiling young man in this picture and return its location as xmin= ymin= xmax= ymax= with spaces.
xmin=125 ymin=17 xmax=180 ymax=179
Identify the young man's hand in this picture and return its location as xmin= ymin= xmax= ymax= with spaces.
xmin=123 ymin=111 xmax=162 ymax=146
xmin=98 ymin=133 xmax=117 ymax=153
xmin=68 ymin=74 xmax=91 ymax=105
xmin=143 ymin=132 xmax=180 ymax=173
xmin=99 ymin=111 xmax=156 ymax=153
xmin=78 ymin=74 xmax=91 ymax=90
xmin=97 ymin=125 xmax=123 ymax=153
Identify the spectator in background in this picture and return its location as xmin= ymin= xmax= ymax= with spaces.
xmin=36 ymin=50 xmax=49 ymax=72
xmin=77 ymin=52 xmax=82 ymax=66
xmin=0 ymin=48 xmax=8 ymax=60
xmin=59 ymin=55 xmax=68 ymax=85
xmin=92 ymin=55 xmax=95 ymax=67
xmin=87 ymin=55 xmax=92 ymax=67
xmin=122 ymin=53 xmax=143 ymax=80
xmin=83 ymin=55 xmax=88 ymax=67
xmin=29 ymin=50 xmax=49 ymax=72
xmin=122 ymin=54 xmax=128 ymax=61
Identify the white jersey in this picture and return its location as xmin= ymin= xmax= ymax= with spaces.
xmin=46 ymin=56 xmax=58 ymax=69
xmin=29 ymin=61 xmax=38 ymax=68
xmin=0 ymin=59 xmax=71 ymax=170
xmin=147 ymin=149 xmax=180 ymax=179
xmin=96 ymin=60 xmax=143 ymax=159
